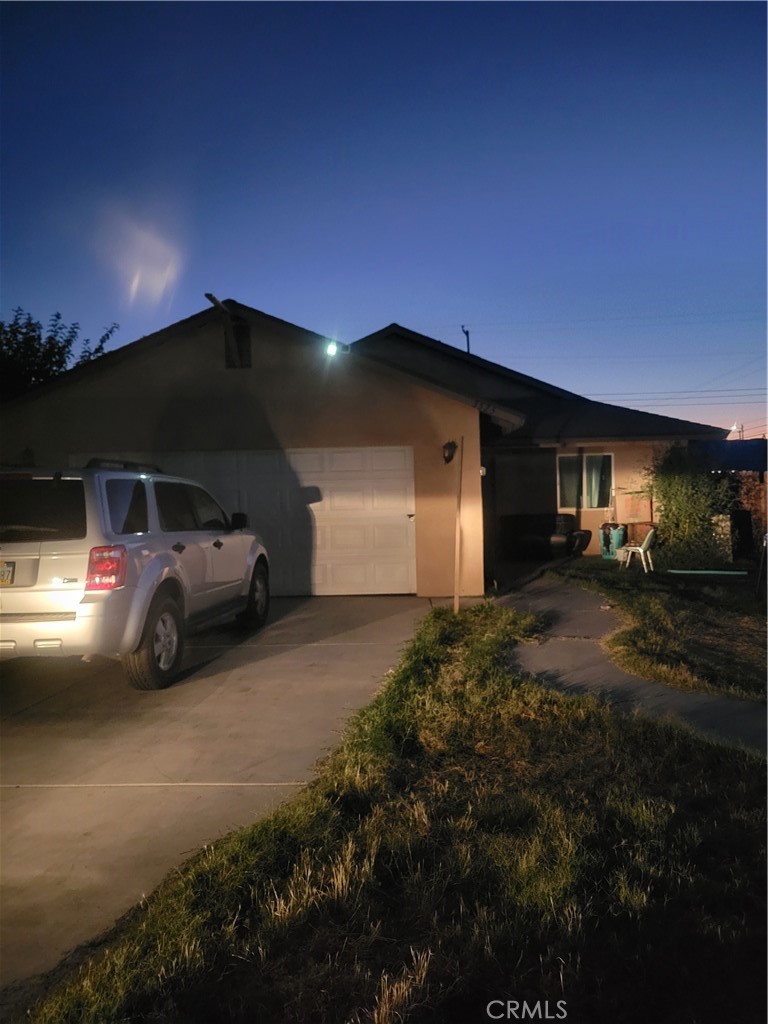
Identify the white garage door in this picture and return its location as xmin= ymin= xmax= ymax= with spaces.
xmin=75 ymin=448 xmax=417 ymax=596
xmin=283 ymin=447 xmax=417 ymax=595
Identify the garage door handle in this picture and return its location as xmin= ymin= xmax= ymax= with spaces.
xmin=172 ymin=542 xmax=186 ymax=554
xmin=213 ymin=540 xmax=223 ymax=549
xmin=407 ymin=514 xmax=415 ymax=520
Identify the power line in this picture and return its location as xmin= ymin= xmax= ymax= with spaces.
xmin=624 ymin=400 xmax=766 ymax=408
xmin=509 ymin=351 xmax=758 ymax=362
xmin=590 ymin=396 xmax=765 ymax=403
xmin=587 ymin=388 xmax=766 ymax=397
xmin=686 ymin=355 xmax=766 ymax=392
xmin=427 ymin=310 xmax=764 ymax=331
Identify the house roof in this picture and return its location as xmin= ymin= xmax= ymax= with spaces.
xmin=1 ymin=300 xmax=336 ymax=403
xmin=488 ymin=396 xmax=730 ymax=444
xmin=353 ymin=323 xmax=729 ymax=444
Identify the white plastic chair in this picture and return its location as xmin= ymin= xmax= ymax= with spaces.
xmin=622 ymin=528 xmax=656 ymax=573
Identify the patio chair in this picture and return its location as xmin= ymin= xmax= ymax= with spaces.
xmin=622 ymin=528 xmax=656 ymax=573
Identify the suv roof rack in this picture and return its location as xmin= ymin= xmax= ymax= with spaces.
xmin=86 ymin=458 xmax=165 ymax=473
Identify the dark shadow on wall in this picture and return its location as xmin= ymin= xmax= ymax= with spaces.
xmin=150 ymin=389 xmax=318 ymax=598
xmin=483 ymin=448 xmax=560 ymax=579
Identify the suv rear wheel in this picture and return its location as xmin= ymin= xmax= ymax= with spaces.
xmin=123 ymin=595 xmax=185 ymax=690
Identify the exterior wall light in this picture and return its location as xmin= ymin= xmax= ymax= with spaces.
xmin=325 ymin=340 xmax=350 ymax=357
xmin=443 ymin=440 xmax=458 ymax=464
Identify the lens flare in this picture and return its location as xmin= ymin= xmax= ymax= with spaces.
xmin=95 ymin=205 xmax=182 ymax=308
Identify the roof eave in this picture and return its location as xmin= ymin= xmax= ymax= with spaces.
xmin=350 ymin=350 xmax=525 ymax=429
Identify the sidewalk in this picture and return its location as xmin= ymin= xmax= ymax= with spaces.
xmin=498 ymin=575 xmax=766 ymax=755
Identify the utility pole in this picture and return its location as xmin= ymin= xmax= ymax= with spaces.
xmin=461 ymin=325 xmax=470 ymax=353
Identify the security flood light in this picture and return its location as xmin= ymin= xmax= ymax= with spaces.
xmin=325 ymin=340 xmax=350 ymax=357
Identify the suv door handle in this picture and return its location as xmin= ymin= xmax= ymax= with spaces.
xmin=172 ymin=542 xmax=186 ymax=554
xmin=213 ymin=540 xmax=223 ymax=549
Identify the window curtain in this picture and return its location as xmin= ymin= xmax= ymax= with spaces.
xmin=558 ymin=456 xmax=580 ymax=508
xmin=585 ymin=455 xmax=612 ymax=508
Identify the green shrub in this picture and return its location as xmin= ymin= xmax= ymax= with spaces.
xmin=648 ymin=444 xmax=737 ymax=568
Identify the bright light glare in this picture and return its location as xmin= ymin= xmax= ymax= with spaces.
xmin=326 ymin=341 xmax=338 ymax=357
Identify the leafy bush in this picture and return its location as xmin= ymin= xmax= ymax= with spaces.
xmin=648 ymin=444 xmax=737 ymax=568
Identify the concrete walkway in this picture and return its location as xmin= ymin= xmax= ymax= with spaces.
xmin=498 ymin=575 xmax=766 ymax=755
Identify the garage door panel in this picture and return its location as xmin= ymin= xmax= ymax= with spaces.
xmin=312 ymin=563 xmax=328 ymax=588
xmin=328 ymin=488 xmax=368 ymax=512
xmin=374 ymin=563 xmax=413 ymax=589
xmin=373 ymin=523 xmax=410 ymax=549
xmin=289 ymin=451 xmax=326 ymax=476
xmin=328 ymin=524 xmax=368 ymax=550
xmin=327 ymin=450 xmax=367 ymax=473
xmin=373 ymin=482 xmax=412 ymax=510
xmin=371 ymin=448 xmax=411 ymax=472
xmin=327 ymin=563 xmax=369 ymax=588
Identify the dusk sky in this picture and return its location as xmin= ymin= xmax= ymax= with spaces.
xmin=1 ymin=2 xmax=765 ymax=436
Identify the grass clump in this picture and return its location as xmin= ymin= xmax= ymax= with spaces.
xmin=29 ymin=603 xmax=765 ymax=1024
xmin=549 ymin=557 xmax=767 ymax=702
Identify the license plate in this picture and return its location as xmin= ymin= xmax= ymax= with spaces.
xmin=0 ymin=561 xmax=16 ymax=586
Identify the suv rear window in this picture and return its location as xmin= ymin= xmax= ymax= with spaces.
xmin=0 ymin=477 xmax=87 ymax=542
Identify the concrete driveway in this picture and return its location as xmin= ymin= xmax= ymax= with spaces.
xmin=0 ymin=595 xmax=431 ymax=1001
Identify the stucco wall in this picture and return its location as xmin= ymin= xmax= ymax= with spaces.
xmin=1 ymin=314 xmax=484 ymax=596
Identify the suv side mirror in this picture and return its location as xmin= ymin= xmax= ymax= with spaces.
xmin=230 ymin=512 xmax=249 ymax=530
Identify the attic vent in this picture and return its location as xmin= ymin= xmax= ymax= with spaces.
xmin=224 ymin=318 xmax=252 ymax=369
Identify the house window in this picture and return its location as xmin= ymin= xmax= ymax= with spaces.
xmin=557 ymin=454 xmax=613 ymax=510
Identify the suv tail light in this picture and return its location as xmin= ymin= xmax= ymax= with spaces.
xmin=86 ymin=546 xmax=127 ymax=590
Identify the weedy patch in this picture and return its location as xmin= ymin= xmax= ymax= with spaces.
xmin=28 ymin=604 xmax=765 ymax=1024
xmin=549 ymin=558 xmax=767 ymax=701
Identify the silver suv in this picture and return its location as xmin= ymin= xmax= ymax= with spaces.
xmin=0 ymin=460 xmax=269 ymax=690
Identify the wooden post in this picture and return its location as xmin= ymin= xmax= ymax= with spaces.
xmin=453 ymin=436 xmax=464 ymax=613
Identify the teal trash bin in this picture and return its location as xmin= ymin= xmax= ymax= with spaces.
xmin=600 ymin=523 xmax=626 ymax=559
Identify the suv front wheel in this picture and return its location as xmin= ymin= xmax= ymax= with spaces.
xmin=237 ymin=560 xmax=269 ymax=630
xmin=123 ymin=594 xmax=185 ymax=690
